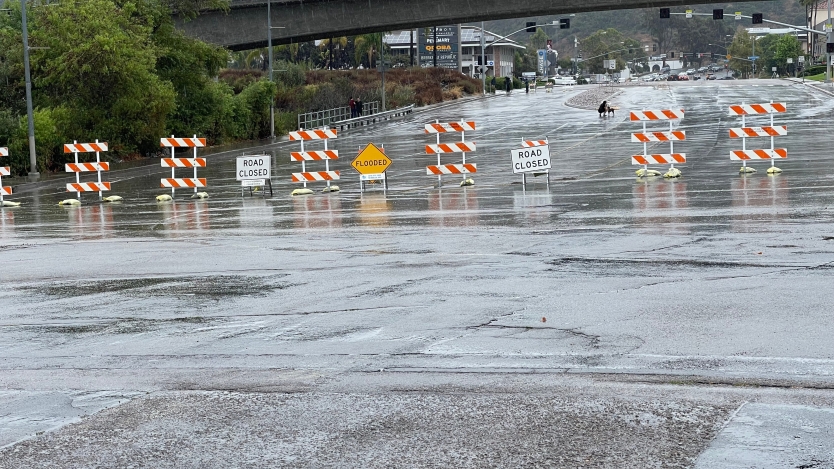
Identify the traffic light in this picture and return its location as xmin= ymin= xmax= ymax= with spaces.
xmin=711 ymin=52 xmax=716 ymax=60
xmin=827 ymin=43 xmax=834 ymax=53
xmin=526 ymin=22 xmax=536 ymax=33
xmin=752 ymin=13 xmax=763 ymax=24
xmin=653 ymin=44 xmax=658 ymax=52
xmin=477 ymin=55 xmax=482 ymax=65
xmin=713 ymin=9 xmax=723 ymax=20
xmin=628 ymin=48 xmax=633 ymax=54
xmin=660 ymin=8 xmax=670 ymax=19
xmin=560 ymin=18 xmax=570 ymax=29
xmin=670 ymin=52 xmax=675 ymax=58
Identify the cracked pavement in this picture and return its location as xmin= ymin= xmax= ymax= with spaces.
xmin=1 ymin=80 xmax=834 ymax=467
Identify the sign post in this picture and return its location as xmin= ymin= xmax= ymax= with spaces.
xmin=236 ymin=154 xmax=273 ymax=196
xmin=351 ymin=143 xmax=392 ymax=192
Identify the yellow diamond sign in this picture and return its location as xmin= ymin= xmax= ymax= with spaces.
xmin=351 ymin=143 xmax=392 ymax=175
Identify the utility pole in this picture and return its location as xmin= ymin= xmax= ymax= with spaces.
xmin=20 ymin=0 xmax=39 ymax=179
xmin=410 ymin=30 xmax=414 ymax=66
xmin=481 ymin=22 xmax=486 ymax=95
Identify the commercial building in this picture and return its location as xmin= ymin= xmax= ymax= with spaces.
xmin=384 ymin=26 xmax=524 ymax=78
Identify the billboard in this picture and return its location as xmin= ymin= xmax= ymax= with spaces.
xmin=418 ymin=25 xmax=461 ymax=70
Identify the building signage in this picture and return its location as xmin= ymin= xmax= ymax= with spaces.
xmin=511 ymin=145 xmax=551 ymax=174
xmin=537 ymin=50 xmax=546 ymax=74
xmin=418 ymin=25 xmax=460 ymax=70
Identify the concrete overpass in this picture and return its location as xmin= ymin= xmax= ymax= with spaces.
xmin=177 ymin=0 xmax=745 ymax=51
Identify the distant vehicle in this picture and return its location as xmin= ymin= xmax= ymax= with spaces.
xmin=661 ymin=65 xmax=671 ymax=74
xmin=718 ymin=76 xmax=736 ymax=80
xmin=677 ymin=72 xmax=689 ymax=80
xmin=667 ymin=74 xmax=679 ymax=81
xmin=550 ymin=76 xmax=577 ymax=85
xmin=698 ymin=67 xmax=708 ymax=73
xmin=686 ymin=69 xmax=696 ymax=75
xmin=706 ymin=74 xmax=716 ymax=80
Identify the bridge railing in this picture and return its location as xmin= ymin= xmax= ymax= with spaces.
xmin=297 ymin=101 xmax=380 ymax=130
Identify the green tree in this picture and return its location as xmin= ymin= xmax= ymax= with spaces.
xmin=728 ymin=30 xmax=753 ymax=78
xmin=31 ymin=0 xmax=177 ymax=154
xmin=354 ymin=33 xmax=382 ymax=69
xmin=771 ymin=34 xmax=802 ymax=76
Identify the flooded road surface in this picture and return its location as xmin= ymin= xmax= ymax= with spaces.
xmin=1 ymin=80 xmax=834 ymax=467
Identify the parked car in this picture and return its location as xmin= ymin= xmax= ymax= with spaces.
xmin=686 ymin=69 xmax=696 ymax=75
xmin=698 ymin=67 xmax=708 ymax=73
xmin=550 ymin=76 xmax=577 ymax=85
xmin=706 ymin=74 xmax=716 ymax=80
xmin=718 ymin=76 xmax=736 ymax=80
xmin=677 ymin=72 xmax=689 ymax=81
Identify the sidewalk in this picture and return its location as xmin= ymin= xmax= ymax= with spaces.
xmin=783 ymin=76 xmax=834 ymax=97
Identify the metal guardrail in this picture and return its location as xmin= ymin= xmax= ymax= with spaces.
xmin=330 ymin=104 xmax=414 ymax=131
xmin=297 ymin=101 xmax=379 ymax=130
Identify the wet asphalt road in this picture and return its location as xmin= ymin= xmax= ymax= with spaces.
xmin=1 ymin=79 xmax=834 ymax=467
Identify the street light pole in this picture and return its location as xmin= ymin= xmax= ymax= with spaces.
xmin=574 ymin=36 xmax=578 ymax=75
xmin=380 ymin=33 xmax=386 ymax=112
xmin=267 ymin=0 xmax=274 ymax=138
xmin=20 ymin=0 xmax=39 ymax=179
xmin=480 ymin=22 xmax=486 ymax=95
xmin=433 ymin=27 xmax=437 ymax=67
xmin=825 ymin=0 xmax=832 ymax=83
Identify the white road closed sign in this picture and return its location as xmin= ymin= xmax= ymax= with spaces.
xmin=236 ymin=155 xmax=271 ymax=181
xmin=511 ymin=145 xmax=551 ymax=174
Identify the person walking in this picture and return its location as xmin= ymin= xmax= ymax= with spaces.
xmin=505 ymin=75 xmax=512 ymax=94
xmin=525 ymin=78 xmax=529 ymax=94
xmin=356 ymin=98 xmax=363 ymax=117
xmin=491 ymin=76 xmax=496 ymax=94
xmin=349 ymin=97 xmax=356 ymax=118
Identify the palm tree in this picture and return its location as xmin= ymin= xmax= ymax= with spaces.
xmin=354 ymin=33 xmax=382 ymax=68
xmin=319 ymin=36 xmax=349 ymax=69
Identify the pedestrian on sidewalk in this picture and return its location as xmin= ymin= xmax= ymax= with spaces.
xmin=349 ymin=97 xmax=356 ymax=118
xmin=356 ymin=98 xmax=363 ymax=117
xmin=505 ymin=76 xmax=512 ymax=94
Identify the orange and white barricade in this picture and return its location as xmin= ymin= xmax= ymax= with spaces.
xmin=629 ymin=109 xmax=686 ymax=178
xmin=289 ymin=128 xmax=339 ymax=190
xmin=728 ymin=101 xmax=787 ymax=174
xmin=64 ymin=140 xmax=111 ymax=199
xmin=160 ymin=135 xmax=207 ymax=196
xmin=425 ymin=120 xmax=476 ymax=186
xmin=0 ymin=147 xmax=10 ymax=202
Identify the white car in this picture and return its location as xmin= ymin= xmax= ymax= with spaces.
xmin=550 ymin=76 xmax=577 ymax=85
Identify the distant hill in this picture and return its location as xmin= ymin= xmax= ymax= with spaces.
xmin=472 ymin=0 xmax=806 ymax=52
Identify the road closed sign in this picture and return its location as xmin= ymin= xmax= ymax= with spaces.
xmin=511 ymin=145 xmax=551 ymax=174
xmin=236 ymin=155 xmax=271 ymax=181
